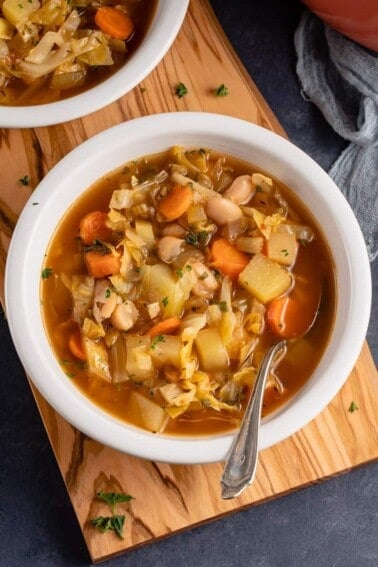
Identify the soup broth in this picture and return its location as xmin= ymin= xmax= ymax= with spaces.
xmin=0 ymin=0 xmax=157 ymax=106
xmin=41 ymin=147 xmax=336 ymax=436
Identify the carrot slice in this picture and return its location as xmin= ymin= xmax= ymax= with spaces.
xmin=211 ymin=237 xmax=249 ymax=279
xmin=68 ymin=329 xmax=86 ymax=361
xmin=158 ymin=184 xmax=193 ymax=221
xmin=85 ymin=250 xmax=121 ymax=278
xmin=78 ymin=211 xmax=112 ymax=245
xmin=95 ymin=7 xmax=134 ymax=40
xmin=146 ymin=317 xmax=181 ymax=337
xmin=267 ymin=282 xmax=322 ymax=339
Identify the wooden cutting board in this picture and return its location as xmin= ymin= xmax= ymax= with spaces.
xmin=1 ymin=0 xmax=377 ymax=563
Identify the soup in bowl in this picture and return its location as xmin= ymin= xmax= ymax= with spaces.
xmin=5 ymin=113 xmax=371 ymax=463
xmin=0 ymin=0 xmax=189 ymax=127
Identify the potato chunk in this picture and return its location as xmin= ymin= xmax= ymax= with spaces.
xmin=2 ymin=0 xmax=39 ymax=25
xmin=266 ymin=232 xmax=298 ymax=266
xmin=125 ymin=390 xmax=168 ymax=433
xmin=239 ymin=253 xmax=292 ymax=304
xmin=194 ymin=328 xmax=229 ymax=371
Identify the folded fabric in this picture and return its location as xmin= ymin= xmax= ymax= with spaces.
xmin=294 ymin=11 xmax=378 ymax=261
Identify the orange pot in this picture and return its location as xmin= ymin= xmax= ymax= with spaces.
xmin=302 ymin=0 xmax=378 ymax=52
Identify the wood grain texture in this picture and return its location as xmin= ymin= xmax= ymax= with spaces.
xmin=0 ymin=0 xmax=377 ymax=563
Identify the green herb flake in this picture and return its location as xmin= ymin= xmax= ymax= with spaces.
xmin=41 ymin=268 xmax=53 ymax=279
xmin=96 ymin=491 xmax=134 ymax=514
xmin=185 ymin=230 xmax=209 ymax=248
xmin=83 ymin=239 xmax=110 ymax=255
xmin=175 ymin=268 xmax=184 ymax=278
xmin=90 ymin=515 xmax=125 ymax=539
xmin=150 ymin=334 xmax=165 ymax=349
xmin=19 ymin=175 xmax=29 ymax=186
xmin=32 ymin=202 xmax=39 ymax=206
xmin=105 ymin=288 xmax=111 ymax=299
xmin=213 ymin=300 xmax=228 ymax=312
xmin=281 ymin=249 xmax=289 ymax=257
xmin=348 ymin=401 xmax=359 ymax=413
xmin=161 ymin=296 xmax=169 ymax=307
xmin=175 ymin=82 xmax=188 ymax=98
xmin=215 ymin=84 xmax=229 ymax=97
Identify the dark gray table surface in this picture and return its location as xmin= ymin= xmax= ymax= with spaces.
xmin=0 ymin=1 xmax=377 ymax=565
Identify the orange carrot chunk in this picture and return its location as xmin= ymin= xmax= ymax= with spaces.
xmin=211 ymin=237 xmax=249 ymax=279
xmin=158 ymin=184 xmax=194 ymax=221
xmin=95 ymin=7 xmax=134 ymax=40
xmin=146 ymin=317 xmax=181 ymax=337
xmin=78 ymin=211 xmax=112 ymax=245
xmin=267 ymin=281 xmax=322 ymax=339
xmin=68 ymin=329 xmax=87 ymax=361
xmin=85 ymin=250 xmax=121 ymax=278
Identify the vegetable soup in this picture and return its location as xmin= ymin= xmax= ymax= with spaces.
xmin=0 ymin=0 xmax=157 ymax=106
xmin=41 ymin=146 xmax=336 ymax=436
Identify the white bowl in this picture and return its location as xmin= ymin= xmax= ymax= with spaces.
xmin=5 ymin=113 xmax=371 ymax=463
xmin=0 ymin=1 xmax=189 ymax=128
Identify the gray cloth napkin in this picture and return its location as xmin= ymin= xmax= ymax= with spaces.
xmin=294 ymin=11 xmax=378 ymax=262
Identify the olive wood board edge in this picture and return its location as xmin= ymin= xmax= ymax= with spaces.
xmin=0 ymin=0 xmax=377 ymax=563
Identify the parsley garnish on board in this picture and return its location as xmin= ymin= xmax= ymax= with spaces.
xmin=215 ymin=84 xmax=229 ymax=97
xmin=41 ymin=267 xmax=53 ymax=279
xmin=96 ymin=491 xmax=134 ymax=514
xmin=175 ymin=82 xmax=188 ymax=98
xmin=161 ymin=296 xmax=169 ymax=307
xmin=90 ymin=490 xmax=135 ymax=539
xmin=91 ymin=516 xmax=125 ymax=539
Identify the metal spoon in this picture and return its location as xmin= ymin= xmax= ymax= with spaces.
xmin=220 ymin=340 xmax=286 ymax=499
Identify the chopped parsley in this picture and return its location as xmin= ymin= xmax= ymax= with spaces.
xmin=213 ymin=300 xmax=228 ymax=312
xmin=150 ymin=334 xmax=165 ymax=349
xmin=41 ymin=267 xmax=53 ymax=279
xmin=176 ymin=264 xmax=192 ymax=278
xmin=161 ymin=296 xmax=169 ymax=307
xmin=91 ymin=516 xmax=125 ymax=540
xmin=83 ymin=239 xmax=110 ymax=255
xmin=215 ymin=84 xmax=229 ymax=97
xmin=32 ymin=202 xmax=39 ymax=206
xmin=105 ymin=288 xmax=111 ymax=299
xmin=281 ymin=249 xmax=289 ymax=257
xmin=19 ymin=175 xmax=29 ymax=186
xmin=175 ymin=82 xmax=188 ymax=98
xmin=348 ymin=401 xmax=359 ymax=413
xmin=185 ymin=230 xmax=209 ymax=248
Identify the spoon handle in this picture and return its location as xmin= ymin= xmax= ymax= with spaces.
xmin=221 ymin=340 xmax=286 ymax=499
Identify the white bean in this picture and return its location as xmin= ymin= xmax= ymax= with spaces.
xmin=223 ymin=175 xmax=256 ymax=204
xmin=191 ymin=261 xmax=219 ymax=298
xmin=157 ymin=235 xmax=185 ymax=263
xmin=206 ymin=196 xmax=242 ymax=225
